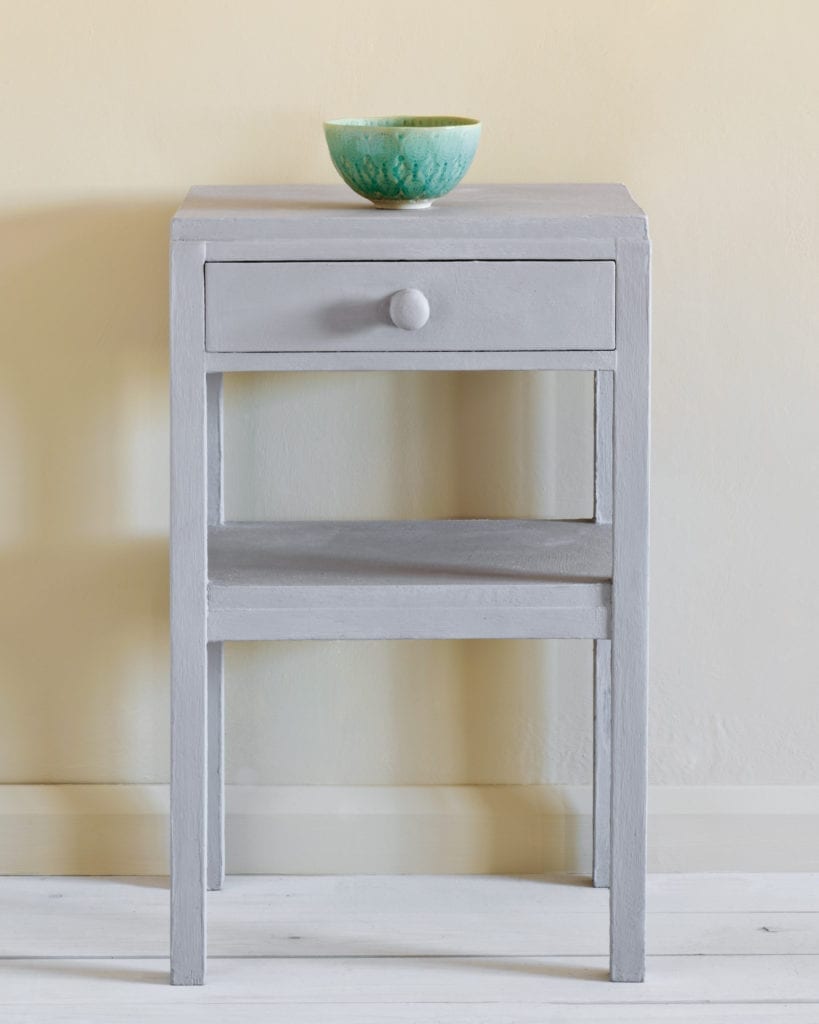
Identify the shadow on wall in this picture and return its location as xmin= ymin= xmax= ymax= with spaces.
xmin=0 ymin=200 xmax=591 ymax=874
xmin=0 ymin=203 xmax=173 ymax=805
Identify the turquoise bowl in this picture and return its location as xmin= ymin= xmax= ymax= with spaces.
xmin=324 ymin=116 xmax=481 ymax=209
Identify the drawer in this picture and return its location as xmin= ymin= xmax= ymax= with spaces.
xmin=205 ymin=260 xmax=614 ymax=353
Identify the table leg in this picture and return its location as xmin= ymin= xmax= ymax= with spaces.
xmin=593 ymin=370 xmax=613 ymax=888
xmin=609 ymin=239 xmax=650 ymax=983
xmin=170 ymin=240 xmax=208 ymax=985
xmin=593 ymin=639 xmax=612 ymax=888
xmin=207 ymin=642 xmax=224 ymax=891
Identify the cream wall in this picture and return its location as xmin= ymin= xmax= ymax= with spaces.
xmin=2 ymin=0 xmax=818 ymax=873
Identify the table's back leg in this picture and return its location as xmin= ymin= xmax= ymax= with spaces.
xmin=610 ymin=239 xmax=650 ymax=982
xmin=593 ymin=370 xmax=613 ymax=888
xmin=170 ymin=240 xmax=208 ymax=985
xmin=593 ymin=639 xmax=612 ymax=887
xmin=207 ymin=642 xmax=224 ymax=891
xmin=206 ymin=373 xmax=225 ymax=892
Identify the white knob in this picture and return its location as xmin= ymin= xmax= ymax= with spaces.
xmin=389 ymin=288 xmax=430 ymax=331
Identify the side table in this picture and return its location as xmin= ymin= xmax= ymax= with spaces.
xmin=169 ymin=183 xmax=650 ymax=984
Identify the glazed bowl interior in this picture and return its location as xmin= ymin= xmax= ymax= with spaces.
xmin=326 ymin=116 xmax=480 ymax=129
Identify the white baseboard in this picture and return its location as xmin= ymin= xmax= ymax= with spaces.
xmin=2 ymin=784 xmax=817 ymax=875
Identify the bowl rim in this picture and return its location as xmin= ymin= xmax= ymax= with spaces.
xmin=324 ymin=115 xmax=480 ymax=131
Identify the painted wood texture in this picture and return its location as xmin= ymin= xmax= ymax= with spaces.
xmin=205 ymin=348 xmax=618 ymax=373
xmin=609 ymin=239 xmax=651 ymax=981
xmin=205 ymin=260 xmax=614 ymax=353
xmin=206 ymin=642 xmax=223 ymax=893
xmin=8 ymin=875 xmax=819 ymax=958
xmin=7 ymin=1004 xmax=818 ymax=1024
xmin=16 ymin=953 xmax=815 ymax=1004
xmin=172 ymin=184 xmax=648 ymax=243
xmin=207 ymin=520 xmax=611 ymax=641
xmin=169 ymin=183 xmax=650 ymax=985
xmin=4 ymin=875 xmax=819 ymax=1021
xmin=11 ymin=872 xmax=819 ymax=915
xmin=209 ymin=520 xmax=612 ymax=586
xmin=169 ymin=240 xmax=208 ymax=985
xmin=592 ymin=641 xmax=612 ymax=888
xmin=592 ymin=371 xmax=614 ymax=890
xmin=205 ymin=374 xmax=224 ymax=893
xmin=206 ymin=237 xmax=619 ymax=262
xmin=205 ymin=373 xmax=223 ymax=525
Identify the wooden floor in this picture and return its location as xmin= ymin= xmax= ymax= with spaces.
xmin=2 ymin=874 xmax=819 ymax=1022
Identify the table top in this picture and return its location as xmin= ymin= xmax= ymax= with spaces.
xmin=172 ymin=183 xmax=648 ymax=243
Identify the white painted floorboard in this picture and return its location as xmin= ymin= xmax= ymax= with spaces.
xmin=1 ymin=874 xmax=818 ymax=1022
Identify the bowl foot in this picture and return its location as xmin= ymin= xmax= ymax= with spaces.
xmin=370 ymin=198 xmax=434 ymax=210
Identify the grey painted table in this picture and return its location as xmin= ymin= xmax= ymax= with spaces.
xmin=169 ymin=184 xmax=650 ymax=985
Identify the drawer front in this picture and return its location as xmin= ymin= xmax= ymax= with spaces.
xmin=205 ymin=260 xmax=614 ymax=353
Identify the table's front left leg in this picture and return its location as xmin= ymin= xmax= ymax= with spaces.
xmin=170 ymin=240 xmax=208 ymax=985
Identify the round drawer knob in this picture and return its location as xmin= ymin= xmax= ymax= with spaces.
xmin=389 ymin=288 xmax=430 ymax=331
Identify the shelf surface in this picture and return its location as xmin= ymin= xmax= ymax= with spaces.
xmin=208 ymin=520 xmax=611 ymax=642
xmin=173 ymin=183 xmax=648 ymax=242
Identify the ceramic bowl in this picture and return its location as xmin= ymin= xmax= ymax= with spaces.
xmin=324 ymin=116 xmax=481 ymax=209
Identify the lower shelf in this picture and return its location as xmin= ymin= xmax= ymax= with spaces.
xmin=208 ymin=519 xmax=612 ymax=641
